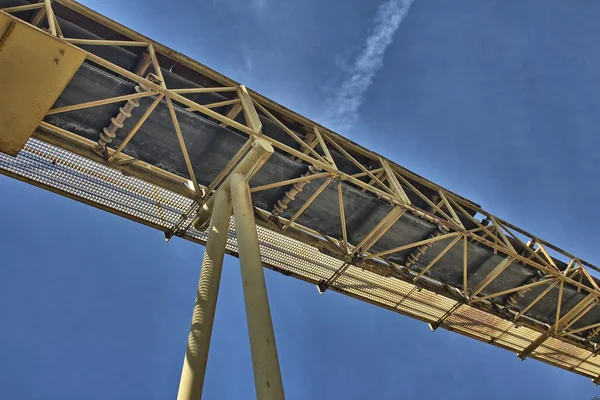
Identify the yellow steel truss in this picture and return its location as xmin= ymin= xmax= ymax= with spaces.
xmin=1 ymin=0 xmax=600 ymax=386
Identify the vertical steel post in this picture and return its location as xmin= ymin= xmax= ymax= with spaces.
xmin=230 ymin=172 xmax=285 ymax=400
xmin=178 ymin=138 xmax=274 ymax=399
xmin=177 ymin=188 xmax=232 ymax=400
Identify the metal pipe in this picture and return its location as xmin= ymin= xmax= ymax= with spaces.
xmin=44 ymin=0 xmax=57 ymax=36
xmin=405 ymin=226 xmax=449 ymax=268
xmin=92 ymin=53 xmax=154 ymax=157
xmin=504 ymin=271 xmax=544 ymax=308
xmin=230 ymin=172 xmax=285 ymax=400
xmin=193 ymin=139 xmax=274 ymax=230
xmin=177 ymin=139 xmax=274 ymax=398
xmin=272 ymin=165 xmax=320 ymax=217
xmin=177 ymin=188 xmax=232 ymax=400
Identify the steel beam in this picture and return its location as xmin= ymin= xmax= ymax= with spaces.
xmin=193 ymin=139 xmax=274 ymax=230
xmin=44 ymin=0 xmax=56 ymax=36
xmin=2 ymin=1 xmax=599 ymax=382
xmin=413 ymin=235 xmax=462 ymax=282
xmin=471 ymin=257 xmax=513 ymax=297
xmin=518 ymin=333 xmax=549 ymax=361
xmin=54 ymin=0 xmax=600 ymax=278
xmin=429 ymin=302 xmax=462 ymax=331
xmin=366 ymin=231 xmax=461 ymax=260
xmin=354 ymin=207 xmax=406 ymax=256
xmin=379 ymin=157 xmax=411 ymax=205
xmin=177 ymin=188 xmax=232 ymax=400
xmin=230 ymin=172 xmax=285 ymax=400
xmin=177 ymin=139 xmax=275 ymax=399
xmin=518 ymin=293 xmax=597 ymax=360
xmin=1 ymin=3 xmax=45 ymax=13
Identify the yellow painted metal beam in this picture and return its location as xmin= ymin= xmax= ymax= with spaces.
xmin=238 ymin=85 xmax=262 ymax=133
xmin=47 ymin=91 xmax=157 ymax=115
xmin=1 ymin=2 xmax=598 ymax=383
xmin=1 ymin=3 xmax=46 ymax=14
xmin=413 ymin=235 xmax=462 ymax=282
xmin=230 ymin=172 xmax=285 ymax=400
xmin=471 ymin=257 xmax=513 ymax=298
xmin=379 ymin=157 xmax=411 ymax=205
xmin=314 ymin=126 xmax=337 ymax=168
xmin=177 ymin=189 xmax=232 ymax=400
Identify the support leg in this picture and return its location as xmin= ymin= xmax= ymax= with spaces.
xmin=193 ymin=139 xmax=274 ymax=231
xmin=177 ymin=188 xmax=232 ymax=400
xmin=230 ymin=172 xmax=285 ymax=400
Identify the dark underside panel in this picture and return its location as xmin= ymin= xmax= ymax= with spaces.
xmin=46 ymin=59 xmax=600 ymax=338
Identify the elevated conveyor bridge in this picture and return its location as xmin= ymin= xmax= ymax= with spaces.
xmin=1 ymin=1 xmax=600 ymax=397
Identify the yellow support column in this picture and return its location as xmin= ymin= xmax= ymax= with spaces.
xmin=177 ymin=188 xmax=232 ymax=400
xmin=178 ymin=139 xmax=274 ymax=399
xmin=230 ymin=171 xmax=285 ymax=400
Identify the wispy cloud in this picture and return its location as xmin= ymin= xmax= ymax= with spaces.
xmin=208 ymin=0 xmax=268 ymax=16
xmin=251 ymin=0 xmax=268 ymax=12
xmin=242 ymin=45 xmax=253 ymax=76
xmin=326 ymin=0 xmax=415 ymax=130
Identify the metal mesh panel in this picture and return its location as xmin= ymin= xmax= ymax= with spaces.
xmin=1 ymin=138 xmax=598 ymax=380
xmin=494 ymin=325 xmax=535 ymax=351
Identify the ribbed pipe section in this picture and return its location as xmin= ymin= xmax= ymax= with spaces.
xmin=405 ymin=226 xmax=450 ymax=268
xmin=271 ymin=165 xmax=321 ymax=217
xmin=93 ymin=52 xmax=154 ymax=157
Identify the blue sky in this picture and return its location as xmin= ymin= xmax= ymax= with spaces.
xmin=1 ymin=0 xmax=600 ymax=398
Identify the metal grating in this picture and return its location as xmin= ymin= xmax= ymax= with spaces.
xmin=2 ymin=138 xmax=600 ymax=380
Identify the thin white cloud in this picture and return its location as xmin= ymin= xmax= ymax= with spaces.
xmin=242 ymin=45 xmax=253 ymax=76
xmin=251 ymin=0 xmax=268 ymax=12
xmin=326 ymin=0 xmax=415 ymax=130
xmin=208 ymin=0 xmax=268 ymax=15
